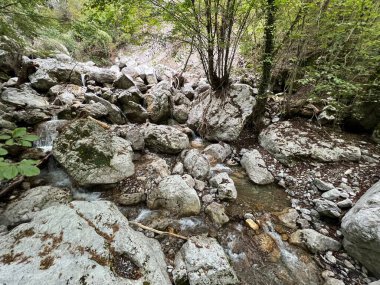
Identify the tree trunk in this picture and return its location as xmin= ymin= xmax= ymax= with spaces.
xmin=253 ymin=0 xmax=276 ymax=133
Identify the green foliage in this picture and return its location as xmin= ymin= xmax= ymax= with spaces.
xmin=240 ymin=0 xmax=380 ymax=123
xmin=0 ymin=158 xmax=40 ymax=180
xmin=0 ymin=0 xmax=52 ymax=53
xmin=0 ymin=128 xmax=40 ymax=181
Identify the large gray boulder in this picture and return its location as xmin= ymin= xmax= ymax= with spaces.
xmin=0 ymin=186 xmax=71 ymax=227
xmin=259 ymin=121 xmax=361 ymax=165
xmin=1 ymin=85 xmax=49 ymax=108
xmin=144 ymin=124 xmax=190 ymax=154
xmin=341 ymin=181 xmax=380 ymax=278
xmin=173 ymin=236 xmax=239 ymax=285
xmin=29 ymin=58 xmax=82 ymax=91
xmin=53 ymin=119 xmax=134 ymax=186
xmin=240 ymin=149 xmax=274 ymax=185
xmin=187 ymin=84 xmax=256 ymax=142
xmin=147 ymin=175 xmax=201 ymax=216
xmin=144 ymin=81 xmax=171 ymax=123
xmin=183 ymin=149 xmax=211 ymax=180
xmin=0 ymin=201 xmax=171 ymax=285
xmin=289 ymin=229 xmax=341 ymax=253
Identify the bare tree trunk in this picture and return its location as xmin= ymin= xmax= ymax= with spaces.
xmin=253 ymin=0 xmax=276 ymax=132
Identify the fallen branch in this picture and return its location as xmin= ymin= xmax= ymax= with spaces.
xmin=0 ymin=176 xmax=24 ymax=198
xmin=129 ymin=221 xmax=189 ymax=241
xmin=88 ymin=116 xmax=110 ymax=129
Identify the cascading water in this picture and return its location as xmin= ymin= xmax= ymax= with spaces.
xmin=34 ymin=116 xmax=68 ymax=152
xmin=80 ymin=73 xmax=87 ymax=87
xmin=262 ymin=220 xmax=300 ymax=267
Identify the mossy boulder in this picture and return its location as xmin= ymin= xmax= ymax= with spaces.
xmin=53 ymin=119 xmax=134 ymax=186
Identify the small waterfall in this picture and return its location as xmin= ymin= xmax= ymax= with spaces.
xmin=34 ymin=117 xmax=67 ymax=152
xmin=262 ymin=220 xmax=299 ymax=267
xmin=42 ymin=158 xmax=101 ymax=201
xmin=80 ymin=73 xmax=87 ymax=87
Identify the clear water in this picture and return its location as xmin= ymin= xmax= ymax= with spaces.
xmin=34 ymin=118 xmax=67 ymax=152
xmin=228 ymin=167 xmax=291 ymax=214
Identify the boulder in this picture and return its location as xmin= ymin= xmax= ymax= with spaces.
xmin=317 ymin=106 xmax=336 ymax=125
xmin=113 ymin=73 xmax=135 ymax=89
xmin=313 ymin=199 xmax=342 ymax=218
xmin=202 ymin=143 xmax=232 ymax=164
xmin=0 ymin=201 xmax=171 ymax=285
xmin=205 ymin=202 xmax=229 ymax=226
xmin=240 ymin=149 xmax=274 ymax=185
xmin=29 ymin=58 xmax=81 ymax=91
xmin=147 ymin=175 xmax=201 ymax=216
xmin=53 ymin=119 xmax=134 ymax=186
xmin=0 ymin=186 xmax=71 ymax=227
xmin=49 ymin=84 xmax=86 ymax=106
xmin=209 ymin=172 xmax=237 ymax=200
xmin=289 ymin=229 xmax=341 ymax=253
xmin=173 ymin=104 xmax=189 ymax=123
xmin=112 ymin=124 xmax=145 ymax=151
xmin=144 ymin=81 xmax=171 ymax=123
xmin=1 ymin=86 xmax=49 ymax=108
xmin=259 ymin=121 xmax=361 ymax=165
xmin=187 ymin=84 xmax=256 ymax=141
xmin=10 ymin=109 xmax=51 ymax=125
xmin=183 ymin=149 xmax=211 ymax=180
xmin=84 ymin=93 xmax=126 ymax=124
xmin=341 ymin=181 xmax=380 ymax=278
xmin=135 ymin=65 xmax=157 ymax=85
xmin=173 ymin=236 xmax=239 ymax=285
xmin=313 ymin=178 xmax=335 ymax=191
xmin=144 ymin=124 xmax=190 ymax=154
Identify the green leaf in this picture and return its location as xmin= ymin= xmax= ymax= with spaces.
xmin=19 ymin=159 xmax=39 ymax=166
xmin=12 ymin=128 xmax=27 ymax=138
xmin=5 ymin=139 xmax=14 ymax=146
xmin=0 ymin=165 xmax=19 ymax=180
xmin=0 ymin=135 xmax=12 ymax=140
xmin=0 ymin=148 xmax=8 ymax=156
xmin=22 ymin=134 xmax=40 ymax=142
xmin=20 ymin=140 xmax=32 ymax=147
xmin=17 ymin=164 xmax=40 ymax=177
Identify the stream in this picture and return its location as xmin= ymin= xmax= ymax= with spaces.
xmin=32 ymin=119 xmax=322 ymax=285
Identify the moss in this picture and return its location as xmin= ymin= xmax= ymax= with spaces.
xmin=76 ymin=144 xmax=111 ymax=167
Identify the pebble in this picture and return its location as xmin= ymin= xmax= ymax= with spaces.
xmin=344 ymin=260 xmax=355 ymax=270
xmin=319 ymin=228 xmax=329 ymax=235
xmin=202 ymin=194 xmax=214 ymax=203
xmin=337 ymin=199 xmax=353 ymax=208
xmin=244 ymin=213 xmax=254 ymax=220
xmin=245 ymin=219 xmax=259 ymax=231
xmin=325 ymin=252 xmax=337 ymax=264
xmin=322 ymin=270 xmax=335 ymax=279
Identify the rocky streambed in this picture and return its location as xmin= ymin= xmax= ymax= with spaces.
xmin=0 ymin=52 xmax=380 ymax=285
